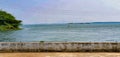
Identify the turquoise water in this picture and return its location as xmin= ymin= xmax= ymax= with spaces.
xmin=0 ymin=23 xmax=120 ymax=42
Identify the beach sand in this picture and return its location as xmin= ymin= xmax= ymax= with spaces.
xmin=0 ymin=53 xmax=120 ymax=57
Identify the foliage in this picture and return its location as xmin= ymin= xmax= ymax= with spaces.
xmin=0 ymin=10 xmax=22 ymax=30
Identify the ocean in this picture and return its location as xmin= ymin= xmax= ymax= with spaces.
xmin=0 ymin=22 xmax=120 ymax=42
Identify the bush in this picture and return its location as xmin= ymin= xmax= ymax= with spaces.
xmin=0 ymin=10 xmax=22 ymax=30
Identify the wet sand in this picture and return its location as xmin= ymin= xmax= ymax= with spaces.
xmin=0 ymin=53 xmax=120 ymax=57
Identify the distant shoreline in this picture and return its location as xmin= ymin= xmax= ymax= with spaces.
xmin=68 ymin=22 xmax=120 ymax=24
xmin=23 ymin=22 xmax=120 ymax=25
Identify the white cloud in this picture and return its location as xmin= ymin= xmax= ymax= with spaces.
xmin=26 ymin=0 xmax=120 ymax=24
xmin=1 ymin=0 xmax=120 ymax=24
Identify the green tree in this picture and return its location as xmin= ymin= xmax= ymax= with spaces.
xmin=0 ymin=10 xmax=22 ymax=30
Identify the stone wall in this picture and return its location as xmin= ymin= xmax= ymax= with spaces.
xmin=0 ymin=42 xmax=120 ymax=52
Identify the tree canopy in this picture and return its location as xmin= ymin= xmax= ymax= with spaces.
xmin=0 ymin=10 xmax=22 ymax=30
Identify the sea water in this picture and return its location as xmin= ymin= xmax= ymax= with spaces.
xmin=0 ymin=23 xmax=120 ymax=42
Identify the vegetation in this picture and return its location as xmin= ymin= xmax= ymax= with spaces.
xmin=0 ymin=10 xmax=22 ymax=30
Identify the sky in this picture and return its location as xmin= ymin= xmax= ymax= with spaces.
xmin=1 ymin=0 xmax=120 ymax=24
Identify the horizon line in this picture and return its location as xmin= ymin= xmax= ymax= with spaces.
xmin=22 ymin=21 xmax=120 ymax=25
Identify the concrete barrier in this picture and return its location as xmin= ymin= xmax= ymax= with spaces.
xmin=0 ymin=42 xmax=120 ymax=52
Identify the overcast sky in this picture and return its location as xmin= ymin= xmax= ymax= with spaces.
xmin=1 ymin=0 xmax=120 ymax=24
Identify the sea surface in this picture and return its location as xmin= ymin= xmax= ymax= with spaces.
xmin=0 ymin=23 xmax=120 ymax=42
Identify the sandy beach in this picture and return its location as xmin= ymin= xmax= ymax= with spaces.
xmin=0 ymin=53 xmax=120 ymax=57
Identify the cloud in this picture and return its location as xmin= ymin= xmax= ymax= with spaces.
xmin=1 ymin=0 xmax=120 ymax=24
